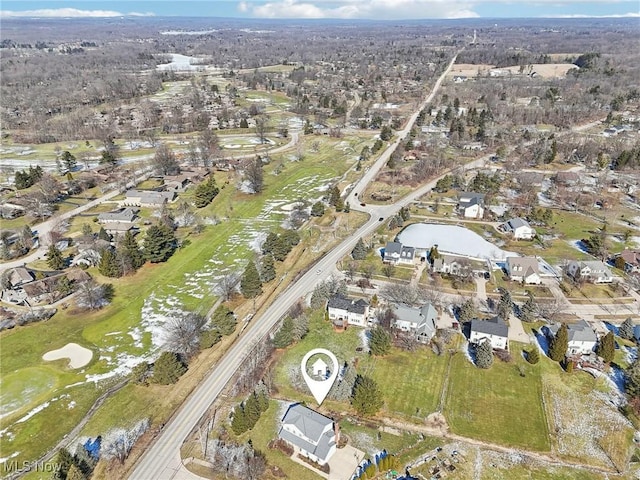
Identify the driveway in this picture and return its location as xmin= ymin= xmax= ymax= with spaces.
xmin=508 ymin=314 xmax=530 ymax=344
xmin=328 ymin=445 xmax=366 ymax=480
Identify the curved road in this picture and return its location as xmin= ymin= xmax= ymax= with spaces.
xmin=129 ymin=52 xmax=462 ymax=480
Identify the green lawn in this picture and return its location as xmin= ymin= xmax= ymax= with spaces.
xmin=444 ymin=343 xmax=550 ymax=451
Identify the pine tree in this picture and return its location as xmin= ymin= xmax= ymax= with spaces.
xmin=626 ymin=358 xmax=640 ymax=397
xmin=60 ymin=151 xmax=77 ymax=173
xmin=497 ymin=288 xmax=513 ymax=319
xmin=273 ymin=317 xmax=294 ymax=348
xmin=151 ymin=352 xmax=186 ymax=385
xmin=97 ymin=227 xmax=111 ymax=242
xmin=272 ymin=236 xmax=291 ymax=261
xmin=620 ymin=318 xmax=635 ymax=340
xmin=231 ymin=404 xmax=248 ymax=435
xmin=53 ymin=448 xmax=74 ymax=479
xmin=260 ymin=254 xmax=276 ymax=283
xmin=143 ymin=224 xmax=176 ymax=263
xmin=351 ymin=238 xmax=368 ymax=260
xmin=194 ymin=176 xmax=220 ymax=208
xmin=475 ymin=339 xmax=493 ymax=369
xmin=310 ymin=201 xmax=325 ymax=217
xmin=211 ymin=306 xmax=237 ymax=336
xmin=549 ymin=323 xmax=568 ymax=362
xmin=351 ymin=375 xmax=383 ymax=416
xmin=241 ymin=261 xmax=263 ymax=298
xmin=526 ymin=347 xmax=540 ymax=364
xmin=119 ymin=231 xmax=145 ymax=269
xmin=244 ymin=393 xmax=261 ymax=428
xmin=281 ymin=229 xmax=300 ymax=247
xmin=66 ymin=464 xmax=86 ymax=480
xmin=98 ymin=248 xmax=122 ymax=278
xmin=457 ymin=299 xmax=476 ymax=322
xmin=47 ymin=244 xmax=65 ymax=270
xmin=369 ymin=327 xmax=391 ymax=356
xmin=596 ymin=331 xmax=615 ymax=363
xmin=519 ymin=295 xmax=537 ymax=322
xmin=261 ymin=232 xmax=279 ymax=255
xmin=328 ymin=185 xmax=341 ymax=206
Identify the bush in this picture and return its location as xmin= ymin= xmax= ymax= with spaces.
xmin=494 ymin=349 xmax=512 ymax=363
xmin=526 ymin=348 xmax=540 ymax=364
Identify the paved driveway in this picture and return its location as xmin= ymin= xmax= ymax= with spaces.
xmin=329 ymin=445 xmax=366 ymax=480
xmin=508 ymin=314 xmax=530 ymax=344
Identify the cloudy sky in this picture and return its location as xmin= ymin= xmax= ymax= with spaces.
xmin=1 ymin=0 xmax=638 ymax=20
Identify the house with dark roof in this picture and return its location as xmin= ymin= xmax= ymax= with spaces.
xmin=121 ymin=189 xmax=176 ymax=208
xmin=545 ymin=319 xmax=597 ymax=355
xmin=506 ymin=257 xmax=541 ymax=285
xmin=97 ymin=208 xmax=138 ymax=224
xmin=469 ymin=317 xmax=509 ymax=350
xmin=278 ymin=404 xmax=337 ymax=466
xmin=327 ymin=295 xmax=370 ymax=327
xmin=500 ymin=217 xmax=536 ymax=240
xmin=383 ymin=241 xmax=415 ymax=265
xmin=566 ymin=260 xmax=613 ymax=284
xmin=615 ymin=249 xmax=640 ymax=274
xmin=392 ymin=303 xmax=438 ymax=343
xmin=457 ymin=192 xmax=485 ymax=219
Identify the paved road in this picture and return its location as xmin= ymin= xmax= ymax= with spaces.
xmin=129 ymin=53 xmax=463 ymax=480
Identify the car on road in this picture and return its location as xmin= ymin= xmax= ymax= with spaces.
xmin=360 ymin=202 xmax=366 ymax=207
xmin=316 ymin=269 xmax=322 ymax=275
xmin=378 ymin=217 xmax=384 ymax=221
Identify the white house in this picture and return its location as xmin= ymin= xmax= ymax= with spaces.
xmin=546 ymin=319 xmax=597 ymax=356
xmin=392 ymin=303 xmax=438 ymax=343
xmin=457 ymin=192 xmax=485 ymax=219
xmin=327 ymin=295 xmax=370 ymax=327
xmin=501 ymin=217 xmax=536 ymax=240
xmin=278 ymin=404 xmax=337 ymax=466
xmin=566 ymin=260 xmax=613 ymax=284
xmin=432 ymin=254 xmax=471 ymax=276
xmin=469 ymin=317 xmax=509 ymax=350
xmin=383 ymin=241 xmax=415 ymax=265
xmin=506 ymin=257 xmax=542 ymax=285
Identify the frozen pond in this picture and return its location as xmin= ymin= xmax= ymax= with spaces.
xmin=397 ymin=223 xmax=517 ymax=260
xmin=156 ymin=54 xmax=205 ymax=72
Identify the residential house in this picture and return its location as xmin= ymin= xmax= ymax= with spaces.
xmin=469 ymin=317 xmax=509 ymax=350
xmin=506 ymin=257 xmax=542 ymax=285
xmin=566 ymin=260 xmax=614 ymax=284
xmin=555 ymin=171 xmax=580 ymax=186
xmin=327 ymin=295 xmax=370 ymax=328
xmin=432 ymin=254 xmax=471 ymax=277
xmin=615 ymin=249 xmax=640 ymax=274
xmin=500 ymin=217 xmax=536 ymax=240
xmin=545 ymin=319 xmax=597 ymax=356
xmin=457 ymin=192 xmax=485 ymax=219
xmin=121 ymin=189 xmax=176 ymax=208
xmin=278 ymin=404 xmax=337 ymax=466
xmin=392 ymin=303 xmax=438 ymax=343
xmin=7 ymin=267 xmax=34 ymax=288
xmin=97 ymin=208 xmax=137 ymax=224
xmin=383 ymin=241 xmax=415 ymax=265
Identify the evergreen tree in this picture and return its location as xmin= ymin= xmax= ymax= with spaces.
xmin=310 ymin=201 xmax=325 ymax=217
xmin=260 ymin=254 xmax=276 ymax=282
xmin=549 ymin=323 xmax=568 ymax=362
xmin=369 ymin=327 xmax=391 ymax=356
xmin=281 ymin=229 xmax=300 ymax=247
xmin=119 ymin=231 xmax=145 ymax=269
xmin=457 ymin=299 xmax=475 ymax=322
xmin=194 ymin=176 xmax=220 ymax=208
xmin=620 ymin=318 xmax=635 ymax=340
xmin=143 ymin=224 xmax=176 ymax=263
xmin=519 ymin=295 xmax=537 ymax=322
xmin=526 ymin=347 xmax=540 ymax=364
xmin=211 ymin=306 xmax=237 ymax=336
xmin=240 ymin=118 xmax=249 ymax=128
xmin=272 ymin=236 xmax=291 ymax=261
xmin=151 ymin=352 xmax=187 ymax=385
xmin=497 ymin=288 xmax=513 ymax=319
xmin=60 ymin=151 xmax=77 ymax=173
xmin=98 ymin=248 xmax=122 ymax=278
xmin=53 ymin=448 xmax=74 ymax=479
xmin=626 ymin=357 xmax=640 ymax=397
xmin=100 ymin=149 xmax=117 ymax=167
xmin=475 ymin=339 xmax=493 ymax=369
xmin=261 ymin=232 xmax=279 ymax=255
xmin=328 ymin=361 xmax=357 ymax=401
xmin=328 ymin=185 xmax=341 ymax=206
xmin=231 ymin=404 xmax=248 ymax=435
xmin=241 ymin=261 xmax=263 ymax=298
xmin=273 ymin=317 xmax=294 ymax=348
xmin=351 ymin=238 xmax=368 ymax=260
xmin=596 ymin=331 xmax=615 ymax=363
xmin=66 ymin=464 xmax=86 ymax=480
xmin=97 ymin=227 xmax=111 ymax=242
xmin=244 ymin=393 xmax=261 ymax=427
xmin=351 ymin=375 xmax=384 ymax=416
xmin=47 ymin=244 xmax=65 ymax=270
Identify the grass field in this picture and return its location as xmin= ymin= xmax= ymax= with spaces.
xmin=444 ymin=343 xmax=550 ymax=451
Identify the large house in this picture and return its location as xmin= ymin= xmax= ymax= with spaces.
xmin=500 ymin=217 xmax=536 ymax=240
xmin=392 ymin=303 xmax=438 ymax=343
xmin=457 ymin=192 xmax=485 ymax=219
xmin=506 ymin=257 xmax=542 ymax=285
xmin=469 ymin=317 xmax=509 ymax=350
xmin=327 ymin=295 xmax=370 ymax=328
xmin=545 ymin=319 xmax=597 ymax=356
xmin=278 ymin=404 xmax=337 ymax=466
xmin=383 ymin=241 xmax=415 ymax=265
xmin=97 ymin=208 xmax=137 ymax=224
xmin=615 ymin=249 xmax=640 ymax=274
xmin=432 ymin=254 xmax=471 ymax=277
xmin=121 ymin=189 xmax=176 ymax=208
xmin=566 ymin=260 xmax=613 ymax=284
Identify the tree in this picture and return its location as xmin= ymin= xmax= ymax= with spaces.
xmin=164 ymin=312 xmax=207 ymax=360
xmin=194 ymin=176 xmax=220 ymax=208
xmin=241 ymin=261 xmax=263 ymax=298
xmin=76 ymin=279 xmax=113 ymax=310
xmin=526 ymin=347 xmax=540 ymax=364
xmin=260 ymin=254 xmax=276 ymax=283
xmin=118 ymin=231 xmax=145 ymax=271
xmin=254 ymin=115 xmax=269 ymax=144
xmin=152 ymin=143 xmax=180 ymax=176
xmin=211 ymin=305 xmax=237 ymax=336
xmin=273 ymin=317 xmax=294 ymax=348
xmin=152 ymin=352 xmax=187 ymax=385
xmin=497 ymin=288 xmax=513 ymax=319
xmin=53 ymin=448 xmax=74 ymax=480
xmin=351 ymin=238 xmax=368 ymax=260
xmin=98 ymin=248 xmax=122 ymax=278
xmin=328 ymin=185 xmax=341 ymax=206
xmin=382 ymin=264 xmax=395 ymax=279
xmin=143 ymin=224 xmax=176 ymax=263
xmin=549 ymin=323 xmax=568 ymax=362
xmin=596 ymin=331 xmax=615 ymax=363
xmin=475 ymin=339 xmax=493 ymax=369
xmin=198 ymin=129 xmax=219 ymax=166
xmin=457 ymin=299 xmax=476 ymax=322
xmin=620 ymin=318 xmax=635 ymax=340
xmin=47 ymin=244 xmax=65 ymax=270
xmin=261 ymin=232 xmax=279 ymax=255
xmin=369 ymin=327 xmax=391 ymax=356
xmin=231 ymin=404 xmax=249 ymax=435
xmin=60 ymin=151 xmax=77 ymax=174
xmin=626 ymin=357 xmax=640 ymax=397
xmin=310 ymin=201 xmax=325 ymax=217
xmin=100 ymin=149 xmax=118 ymax=168
xmin=351 ymin=375 xmax=383 ymax=416
xmin=244 ymin=157 xmax=264 ymax=194
xmin=66 ymin=464 xmax=85 ymax=480
xmin=519 ymin=295 xmax=537 ymax=322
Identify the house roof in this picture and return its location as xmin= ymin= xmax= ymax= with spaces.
xmin=505 ymin=217 xmax=532 ymax=231
xmin=327 ymin=295 xmax=368 ymax=314
xmin=280 ymin=404 xmax=335 ymax=460
xmin=385 ymin=241 xmax=403 ymax=256
xmin=125 ymin=189 xmax=175 ymax=205
xmin=548 ymin=319 xmax=597 ymax=343
xmin=101 ymin=222 xmax=135 ymax=232
xmin=458 ymin=192 xmax=485 ymax=206
xmin=8 ymin=267 xmax=34 ymax=286
xmin=620 ymin=249 xmax=640 ymax=265
xmin=97 ymin=208 xmax=137 ymax=222
xmin=507 ymin=256 xmax=539 ymax=274
xmin=471 ymin=316 xmax=508 ymax=338
xmin=400 ymin=246 xmax=415 ymax=259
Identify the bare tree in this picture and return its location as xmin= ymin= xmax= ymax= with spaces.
xmin=152 ymin=143 xmax=180 ymax=176
xmin=254 ymin=115 xmax=270 ymax=144
xmin=76 ymin=279 xmax=112 ymax=310
xmin=215 ymin=271 xmax=242 ymax=301
xmin=243 ymin=157 xmax=264 ymax=194
xmin=163 ymin=312 xmax=207 ymax=360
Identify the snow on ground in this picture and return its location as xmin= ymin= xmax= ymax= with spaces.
xmin=156 ymin=54 xmax=205 ymax=72
xmin=397 ymin=223 xmax=517 ymax=260
xmin=0 ymin=452 xmax=19 ymax=465
xmin=462 ymin=341 xmax=476 ymax=365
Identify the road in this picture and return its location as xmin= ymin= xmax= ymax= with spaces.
xmin=129 ymin=53 xmax=463 ymax=480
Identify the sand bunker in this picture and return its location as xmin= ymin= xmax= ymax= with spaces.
xmin=42 ymin=343 xmax=93 ymax=369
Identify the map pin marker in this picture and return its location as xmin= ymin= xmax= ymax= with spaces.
xmin=301 ymin=348 xmax=339 ymax=406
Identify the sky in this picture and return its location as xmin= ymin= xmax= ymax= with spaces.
xmin=1 ymin=1 xmax=638 ymax=20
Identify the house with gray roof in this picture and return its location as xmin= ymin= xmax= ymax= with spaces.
xmin=97 ymin=208 xmax=138 ymax=224
xmin=500 ymin=217 xmax=536 ymax=240
xmin=506 ymin=256 xmax=541 ymax=284
xmin=566 ymin=260 xmax=613 ymax=284
xmin=121 ymin=189 xmax=176 ymax=208
xmin=392 ymin=302 xmax=438 ymax=343
xmin=457 ymin=192 xmax=485 ymax=219
xmin=469 ymin=317 xmax=509 ymax=350
xmin=278 ymin=404 xmax=336 ymax=466
xmin=546 ymin=320 xmax=597 ymax=356
xmin=383 ymin=241 xmax=415 ymax=265
xmin=327 ymin=295 xmax=370 ymax=327
xmin=432 ymin=254 xmax=472 ymax=277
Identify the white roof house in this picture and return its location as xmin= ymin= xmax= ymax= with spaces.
xmin=311 ymin=358 xmax=328 ymax=377
xmin=278 ymin=404 xmax=337 ymax=466
xmin=506 ymin=257 xmax=542 ymax=284
xmin=501 ymin=217 xmax=536 ymax=240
